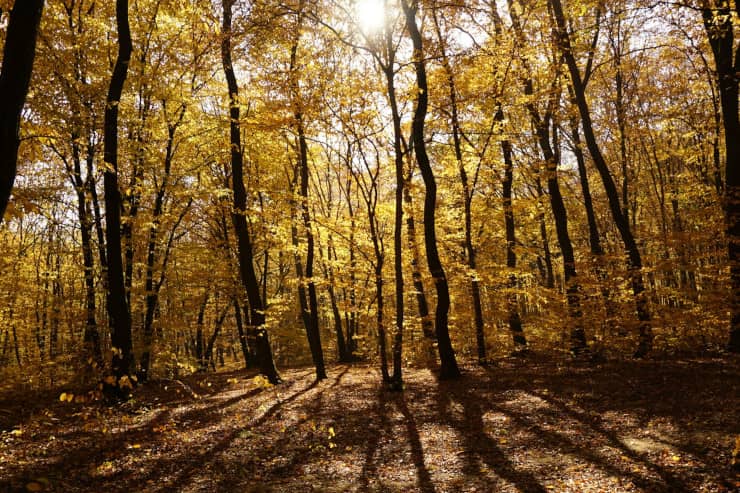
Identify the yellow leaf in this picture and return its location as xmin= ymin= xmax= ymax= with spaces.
xmin=25 ymin=482 xmax=43 ymax=492
xmin=59 ymin=393 xmax=67 ymax=402
xmin=671 ymin=455 xmax=681 ymax=462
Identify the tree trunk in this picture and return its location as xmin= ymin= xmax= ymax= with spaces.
xmin=404 ymin=176 xmax=434 ymax=340
xmin=325 ymin=241 xmax=351 ymax=361
xmin=221 ymin=0 xmax=281 ymax=382
xmin=402 ymin=0 xmax=460 ymax=379
xmin=536 ymin=178 xmax=555 ymax=290
xmin=497 ymin=107 xmax=527 ymax=349
xmin=700 ymin=1 xmax=740 ymax=352
xmin=568 ymin=106 xmax=617 ymax=335
xmin=431 ymin=9 xmax=485 ymax=363
xmin=195 ymin=292 xmax=209 ymax=371
xmin=205 ymin=304 xmax=230 ymax=371
xmin=232 ymin=296 xmax=252 ymax=368
xmin=550 ymin=0 xmax=653 ymax=357
xmin=70 ymin=136 xmax=103 ymax=367
xmin=0 ymin=0 xmax=44 ymax=221
xmin=288 ymin=24 xmax=327 ymax=381
xmin=383 ymin=50 xmax=405 ymax=386
xmin=139 ymin=112 xmax=184 ymax=381
xmin=103 ymin=0 xmax=135 ymax=394
xmin=536 ymin=122 xmax=587 ymax=353
xmin=320 ymin=235 xmax=349 ymax=362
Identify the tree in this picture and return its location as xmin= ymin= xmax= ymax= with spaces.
xmin=288 ymin=7 xmax=327 ymax=381
xmin=549 ymin=0 xmax=653 ymax=357
xmin=103 ymin=0 xmax=135 ymax=393
xmin=430 ymin=2 xmax=487 ymax=363
xmin=699 ymin=0 xmax=740 ymax=352
xmin=401 ymin=0 xmax=460 ymax=379
xmin=221 ymin=0 xmax=281 ymax=383
xmin=0 ymin=0 xmax=45 ymax=221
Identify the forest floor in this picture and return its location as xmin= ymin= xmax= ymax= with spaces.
xmin=0 ymin=354 xmax=739 ymax=492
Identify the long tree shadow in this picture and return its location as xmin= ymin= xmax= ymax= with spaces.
xmin=206 ymin=366 xmax=354 ymax=491
xmin=147 ymin=377 xmax=322 ymax=493
xmin=474 ymin=359 xmax=738 ymax=491
xmin=467 ymin=369 xmax=679 ymax=490
xmin=358 ymin=386 xmax=389 ymax=492
xmin=0 ymin=372 xmax=317 ymax=493
xmin=166 ymin=368 xmax=357 ymax=492
xmin=439 ymin=380 xmax=549 ymax=493
xmin=525 ymin=389 xmax=736 ymax=491
xmin=394 ymin=392 xmax=436 ymax=493
xmin=487 ymin=396 xmax=677 ymax=491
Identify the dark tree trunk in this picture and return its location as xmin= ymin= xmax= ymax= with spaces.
xmin=383 ymin=47 xmax=405 ymax=386
xmin=535 ymin=122 xmax=587 ymax=353
xmin=568 ymin=108 xmax=603 ymax=257
xmin=233 ymin=296 xmax=252 ymax=368
xmin=701 ymin=2 xmax=740 ymax=352
xmin=195 ymin=292 xmax=209 ymax=371
xmin=139 ymin=111 xmax=185 ymax=381
xmin=70 ymin=137 xmax=103 ymax=368
xmin=497 ymin=107 xmax=527 ymax=349
xmin=288 ymin=25 xmax=326 ymax=381
xmin=342 ymin=188 xmax=359 ymax=358
xmin=536 ymin=178 xmax=555 ymax=289
xmin=205 ymin=305 xmax=230 ymax=371
xmin=431 ymin=10 xmax=485 ymax=363
xmin=550 ymin=0 xmax=653 ymax=357
xmin=221 ymin=0 xmax=281 ymax=383
xmin=404 ymin=176 xmax=434 ymax=340
xmin=509 ymin=0 xmax=586 ymax=353
xmin=402 ymin=0 xmax=460 ymax=380
xmin=0 ymin=0 xmax=44 ymax=221
xmin=321 ymin=236 xmax=349 ymax=362
xmin=569 ymin=107 xmax=616 ymax=333
xmin=375 ymin=258 xmax=389 ymax=382
xmin=609 ymin=25 xmax=631 ymax=226
xmin=103 ymin=0 xmax=135 ymax=393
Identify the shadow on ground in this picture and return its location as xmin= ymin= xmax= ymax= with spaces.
xmin=0 ymin=357 xmax=738 ymax=492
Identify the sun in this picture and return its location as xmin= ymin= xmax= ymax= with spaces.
xmin=355 ymin=0 xmax=385 ymax=34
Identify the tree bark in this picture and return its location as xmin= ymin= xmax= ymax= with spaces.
xmin=70 ymin=136 xmax=103 ymax=367
xmin=104 ymin=0 xmax=135 ymax=392
xmin=550 ymin=0 xmax=653 ymax=357
xmin=139 ymin=109 xmax=186 ymax=381
xmin=205 ymin=304 xmax=230 ymax=371
xmin=404 ymin=175 xmax=434 ymax=340
xmin=700 ymin=1 xmax=740 ymax=352
xmin=221 ymin=0 xmax=281 ymax=382
xmin=195 ymin=292 xmax=209 ymax=371
xmin=0 ymin=0 xmax=44 ymax=222
xmin=382 ymin=40 xmax=405 ymax=386
xmin=431 ymin=8 xmax=486 ymax=363
xmin=289 ymin=34 xmax=327 ymax=381
xmin=509 ymin=0 xmax=586 ymax=353
xmin=233 ymin=296 xmax=252 ymax=368
xmin=497 ymin=107 xmax=528 ymax=349
xmin=402 ymin=0 xmax=460 ymax=379
xmin=321 ymin=235 xmax=349 ymax=362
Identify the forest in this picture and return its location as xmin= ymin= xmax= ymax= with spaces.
xmin=0 ymin=0 xmax=739 ymax=491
